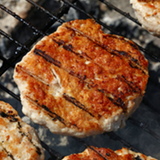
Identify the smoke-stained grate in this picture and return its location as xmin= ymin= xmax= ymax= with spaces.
xmin=0 ymin=0 xmax=160 ymax=159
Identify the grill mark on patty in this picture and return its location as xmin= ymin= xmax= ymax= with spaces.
xmin=0 ymin=144 xmax=15 ymax=160
xmin=97 ymin=88 xmax=126 ymax=111
xmin=103 ymin=33 xmax=139 ymax=50
xmin=17 ymin=122 xmax=42 ymax=155
xmin=117 ymin=75 xmax=141 ymax=94
xmin=52 ymin=36 xmax=142 ymax=95
xmin=63 ymin=93 xmax=96 ymax=118
xmin=0 ymin=109 xmax=42 ymax=156
xmin=33 ymin=48 xmax=127 ymax=109
xmin=26 ymin=96 xmax=67 ymax=126
xmin=26 ymin=96 xmax=81 ymax=130
xmin=0 ymin=111 xmax=19 ymax=122
xmin=26 ymin=96 xmax=66 ymax=125
xmin=52 ymin=38 xmax=84 ymax=59
xmin=64 ymin=25 xmax=147 ymax=75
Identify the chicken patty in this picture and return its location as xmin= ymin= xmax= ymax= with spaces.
xmin=14 ymin=19 xmax=149 ymax=138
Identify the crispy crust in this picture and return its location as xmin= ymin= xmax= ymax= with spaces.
xmin=0 ymin=101 xmax=44 ymax=160
xmin=14 ymin=19 xmax=148 ymax=138
xmin=62 ymin=146 xmax=157 ymax=160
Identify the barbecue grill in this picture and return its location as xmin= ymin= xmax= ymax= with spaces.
xmin=0 ymin=0 xmax=160 ymax=159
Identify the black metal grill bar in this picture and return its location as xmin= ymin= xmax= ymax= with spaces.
xmin=128 ymin=117 xmax=160 ymax=142
xmin=0 ymin=29 xmax=29 ymax=52
xmin=0 ymin=54 xmax=15 ymax=68
xmin=0 ymin=29 xmax=29 ymax=76
xmin=99 ymin=0 xmax=141 ymax=26
xmin=62 ymin=0 xmax=117 ymax=34
xmin=0 ymin=4 xmax=45 ymax=37
xmin=26 ymin=0 xmax=65 ymax=24
xmin=0 ymin=83 xmax=20 ymax=101
xmin=40 ymin=141 xmax=64 ymax=160
xmin=135 ymin=44 xmax=160 ymax=61
xmin=104 ymin=132 xmax=141 ymax=153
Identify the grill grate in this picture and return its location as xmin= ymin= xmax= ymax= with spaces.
xmin=0 ymin=0 xmax=160 ymax=159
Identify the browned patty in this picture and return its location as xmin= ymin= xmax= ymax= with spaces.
xmin=13 ymin=19 xmax=149 ymax=138
xmin=62 ymin=146 xmax=157 ymax=160
xmin=0 ymin=101 xmax=44 ymax=160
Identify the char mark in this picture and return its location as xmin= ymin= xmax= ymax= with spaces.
xmin=41 ymin=104 xmax=65 ymax=124
xmin=117 ymin=75 xmax=141 ymax=94
xmin=27 ymin=96 xmax=66 ymax=125
xmin=63 ymin=93 xmax=96 ymax=118
xmin=52 ymin=38 xmax=84 ymax=59
xmin=26 ymin=96 xmax=80 ymax=130
xmin=1 ymin=147 xmax=15 ymax=160
xmin=34 ymin=48 xmax=61 ymax=68
xmin=0 ymin=111 xmax=19 ymax=122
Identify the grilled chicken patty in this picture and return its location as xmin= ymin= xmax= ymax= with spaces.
xmin=0 ymin=101 xmax=44 ymax=160
xmin=130 ymin=0 xmax=160 ymax=37
xmin=14 ymin=19 xmax=149 ymax=138
xmin=62 ymin=146 xmax=157 ymax=160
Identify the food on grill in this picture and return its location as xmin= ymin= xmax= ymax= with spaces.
xmin=62 ymin=146 xmax=157 ymax=160
xmin=130 ymin=0 xmax=160 ymax=37
xmin=0 ymin=101 xmax=45 ymax=160
xmin=13 ymin=18 xmax=149 ymax=138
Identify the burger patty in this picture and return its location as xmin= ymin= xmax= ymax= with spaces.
xmin=13 ymin=19 xmax=149 ymax=138
xmin=62 ymin=146 xmax=157 ymax=160
xmin=0 ymin=101 xmax=45 ymax=160
xmin=130 ymin=0 xmax=160 ymax=37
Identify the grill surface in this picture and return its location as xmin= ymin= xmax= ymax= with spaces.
xmin=0 ymin=0 xmax=160 ymax=159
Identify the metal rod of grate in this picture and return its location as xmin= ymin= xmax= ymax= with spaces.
xmin=99 ymin=0 xmax=141 ymax=25
xmin=0 ymin=0 xmax=160 ymax=159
